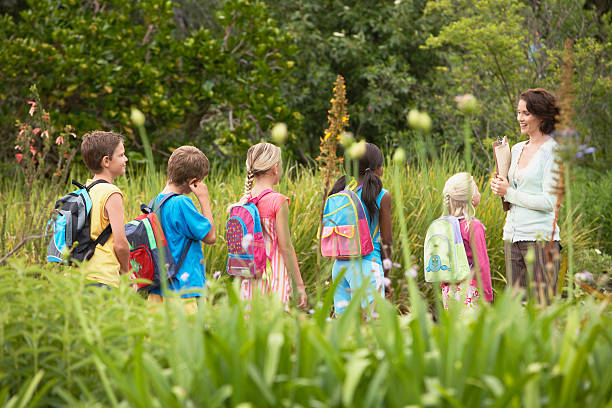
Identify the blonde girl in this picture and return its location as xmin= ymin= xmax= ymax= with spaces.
xmin=235 ymin=143 xmax=307 ymax=308
xmin=441 ymin=173 xmax=493 ymax=310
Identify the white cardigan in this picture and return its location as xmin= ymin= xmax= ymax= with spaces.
xmin=502 ymin=138 xmax=561 ymax=242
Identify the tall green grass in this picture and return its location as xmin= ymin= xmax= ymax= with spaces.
xmin=0 ymin=262 xmax=610 ymax=406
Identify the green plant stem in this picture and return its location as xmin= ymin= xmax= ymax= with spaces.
xmin=565 ymin=161 xmax=574 ymax=299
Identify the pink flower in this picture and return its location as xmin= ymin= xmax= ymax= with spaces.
xmin=55 ymin=136 xmax=64 ymax=145
xmin=42 ymin=130 xmax=49 ymax=139
xmin=28 ymin=101 xmax=36 ymax=116
xmin=18 ymin=125 xmax=26 ymax=137
xmin=15 ymin=153 xmax=23 ymax=163
xmin=29 ymin=145 xmax=37 ymax=156
xmin=15 ymin=144 xmax=22 ymax=150
xmin=42 ymin=113 xmax=50 ymax=121
xmin=33 ymin=128 xmax=40 ymax=135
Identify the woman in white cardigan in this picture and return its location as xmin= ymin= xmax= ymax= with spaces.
xmin=491 ymin=88 xmax=561 ymax=302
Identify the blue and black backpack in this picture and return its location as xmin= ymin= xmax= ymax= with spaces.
xmin=46 ymin=180 xmax=112 ymax=263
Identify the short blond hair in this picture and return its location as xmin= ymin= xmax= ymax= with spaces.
xmin=167 ymin=146 xmax=209 ymax=187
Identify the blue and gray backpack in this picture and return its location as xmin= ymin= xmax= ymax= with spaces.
xmin=46 ymin=180 xmax=112 ymax=263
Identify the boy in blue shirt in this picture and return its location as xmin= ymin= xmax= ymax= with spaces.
xmin=148 ymin=146 xmax=216 ymax=312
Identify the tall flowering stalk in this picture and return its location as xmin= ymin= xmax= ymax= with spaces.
xmin=317 ymin=75 xmax=349 ymax=188
xmin=553 ymin=39 xmax=577 ymax=299
xmin=1 ymin=85 xmax=77 ymax=263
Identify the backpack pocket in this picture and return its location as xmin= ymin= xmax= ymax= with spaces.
xmin=227 ymin=253 xmax=259 ymax=278
xmin=424 ymin=234 xmax=453 ymax=282
xmin=321 ymin=225 xmax=359 ymax=258
xmin=130 ymin=245 xmax=157 ymax=289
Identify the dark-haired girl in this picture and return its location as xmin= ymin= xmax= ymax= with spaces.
xmin=491 ymin=88 xmax=561 ymax=302
xmin=329 ymin=143 xmax=393 ymax=315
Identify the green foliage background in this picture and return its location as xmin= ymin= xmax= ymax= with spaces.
xmin=1 ymin=0 xmax=610 ymax=166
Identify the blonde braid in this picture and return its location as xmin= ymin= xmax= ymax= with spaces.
xmin=244 ymin=170 xmax=255 ymax=197
xmin=442 ymin=194 xmax=451 ymax=217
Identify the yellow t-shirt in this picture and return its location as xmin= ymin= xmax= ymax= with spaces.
xmin=83 ymin=179 xmax=123 ymax=287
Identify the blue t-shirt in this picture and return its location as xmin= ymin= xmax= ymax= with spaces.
xmin=149 ymin=193 xmax=212 ymax=298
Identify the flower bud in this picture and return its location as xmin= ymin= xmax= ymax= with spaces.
xmin=340 ymin=131 xmax=354 ymax=147
xmin=455 ymin=93 xmax=479 ymax=115
xmin=270 ymin=122 xmax=288 ymax=144
xmin=407 ymin=109 xmax=432 ymax=133
xmin=130 ymin=108 xmax=145 ymax=127
xmin=347 ymin=139 xmax=366 ymax=159
xmin=393 ymin=147 xmax=406 ymax=164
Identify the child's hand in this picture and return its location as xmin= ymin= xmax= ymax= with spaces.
xmin=296 ymin=285 xmax=307 ymax=309
xmin=189 ymin=179 xmax=209 ymax=199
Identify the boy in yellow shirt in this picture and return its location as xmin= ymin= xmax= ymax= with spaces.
xmin=80 ymin=131 xmax=130 ymax=287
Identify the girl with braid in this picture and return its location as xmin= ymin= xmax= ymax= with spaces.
xmin=440 ymin=173 xmax=493 ymax=310
xmin=328 ymin=143 xmax=393 ymax=316
xmin=234 ymin=143 xmax=307 ymax=308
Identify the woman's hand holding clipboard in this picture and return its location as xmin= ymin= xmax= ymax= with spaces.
xmin=493 ymin=136 xmax=511 ymax=211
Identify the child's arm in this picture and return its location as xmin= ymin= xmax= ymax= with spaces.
xmin=105 ymin=193 xmax=129 ymax=274
xmin=379 ymin=192 xmax=393 ymax=275
xmin=189 ymin=179 xmax=216 ymax=245
xmin=275 ymin=201 xmax=307 ymax=309
xmin=471 ymin=221 xmax=493 ymax=302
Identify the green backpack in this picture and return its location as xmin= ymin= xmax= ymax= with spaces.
xmin=423 ymin=216 xmax=470 ymax=283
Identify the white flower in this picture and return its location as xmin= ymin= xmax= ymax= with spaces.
xmin=308 ymin=309 xmax=315 ymax=314
xmin=393 ymin=262 xmax=401 ymax=268
xmin=594 ymin=248 xmax=602 ymax=255
xmin=336 ymin=300 xmax=349 ymax=308
xmin=213 ymin=271 xmax=221 ymax=279
xmin=382 ymin=258 xmax=393 ymax=270
xmin=180 ymin=272 xmax=189 ymax=282
xmin=382 ymin=277 xmax=392 ymax=287
xmin=406 ymin=267 xmax=417 ymax=279
xmin=241 ymin=233 xmax=254 ymax=252
xmin=326 ymin=317 xmax=333 ymax=322
xmin=575 ymin=271 xmax=593 ymax=282
xmin=372 ymin=312 xmax=379 ymax=319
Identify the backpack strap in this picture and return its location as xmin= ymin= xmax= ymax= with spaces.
xmin=83 ymin=179 xmax=110 ymax=191
xmin=248 ymin=188 xmax=274 ymax=205
xmin=149 ymin=193 xmax=181 ymax=213
xmin=81 ymin=179 xmax=113 ymax=260
xmin=346 ymin=179 xmax=358 ymax=191
xmin=84 ymin=224 xmax=112 ymax=261
xmin=148 ymin=193 xmax=197 ymax=268
xmin=175 ymin=240 xmax=193 ymax=272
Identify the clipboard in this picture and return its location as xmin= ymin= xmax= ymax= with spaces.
xmin=493 ymin=137 xmax=511 ymax=212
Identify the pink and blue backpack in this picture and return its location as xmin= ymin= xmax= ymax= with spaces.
xmin=320 ymin=180 xmax=374 ymax=259
xmin=225 ymin=189 xmax=273 ymax=278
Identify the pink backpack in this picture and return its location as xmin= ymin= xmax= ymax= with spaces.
xmin=225 ymin=189 xmax=273 ymax=278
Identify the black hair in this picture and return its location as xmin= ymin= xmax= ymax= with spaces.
xmin=329 ymin=143 xmax=384 ymax=218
